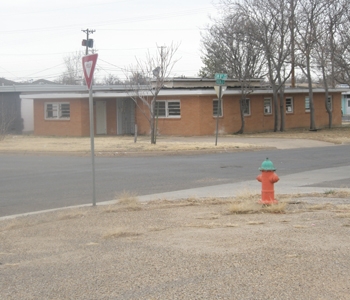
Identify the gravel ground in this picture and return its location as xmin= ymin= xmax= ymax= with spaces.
xmin=1 ymin=197 xmax=350 ymax=300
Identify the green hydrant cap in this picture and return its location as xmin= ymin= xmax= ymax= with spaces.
xmin=259 ymin=158 xmax=276 ymax=171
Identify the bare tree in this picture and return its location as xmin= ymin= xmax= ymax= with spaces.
xmin=332 ymin=3 xmax=350 ymax=86
xmin=57 ymin=51 xmax=85 ymax=85
xmin=234 ymin=0 xmax=292 ymax=132
xmin=203 ymin=0 xmax=292 ymax=132
xmin=314 ymin=0 xmax=347 ymax=128
xmin=294 ymin=0 xmax=329 ymax=130
xmin=100 ymin=74 xmax=123 ymax=85
xmin=200 ymin=11 xmax=266 ymax=133
xmin=125 ymin=43 xmax=180 ymax=144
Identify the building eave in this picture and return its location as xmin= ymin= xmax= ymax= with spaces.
xmin=20 ymin=87 xmax=344 ymax=100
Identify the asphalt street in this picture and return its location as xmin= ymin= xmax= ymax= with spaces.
xmin=1 ymin=144 xmax=350 ymax=217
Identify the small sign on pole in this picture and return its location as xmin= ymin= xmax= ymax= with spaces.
xmin=215 ymin=73 xmax=228 ymax=86
xmin=82 ymin=54 xmax=98 ymax=90
xmin=82 ymin=53 xmax=98 ymax=206
xmin=214 ymin=74 xmax=227 ymax=146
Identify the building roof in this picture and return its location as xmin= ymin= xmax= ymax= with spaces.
xmin=20 ymin=87 xmax=345 ymax=100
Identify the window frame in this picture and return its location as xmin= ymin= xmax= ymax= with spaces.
xmin=305 ymin=97 xmax=310 ymax=112
xmin=213 ymin=99 xmax=223 ymax=117
xmin=155 ymin=100 xmax=181 ymax=118
xmin=45 ymin=102 xmax=70 ymax=120
xmin=243 ymin=98 xmax=251 ymax=116
xmin=263 ymin=98 xmax=272 ymax=115
xmin=327 ymin=96 xmax=332 ymax=111
xmin=285 ymin=97 xmax=294 ymax=114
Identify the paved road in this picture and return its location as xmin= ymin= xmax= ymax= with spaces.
xmin=1 ymin=144 xmax=350 ymax=217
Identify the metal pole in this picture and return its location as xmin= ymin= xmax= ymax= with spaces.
xmin=85 ymin=30 xmax=89 ymax=55
xmin=134 ymin=124 xmax=137 ymax=143
xmin=89 ymin=86 xmax=96 ymax=206
xmin=215 ymin=85 xmax=222 ymax=146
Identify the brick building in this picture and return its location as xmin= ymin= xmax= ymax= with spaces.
xmin=20 ymin=79 xmax=343 ymax=137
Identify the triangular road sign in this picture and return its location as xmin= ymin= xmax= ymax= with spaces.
xmin=82 ymin=54 xmax=98 ymax=90
xmin=214 ymin=85 xmax=227 ymax=98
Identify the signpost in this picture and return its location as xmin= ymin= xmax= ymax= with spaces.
xmin=214 ymin=73 xmax=227 ymax=146
xmin=82 ymin=54 xmax=98 ymax=206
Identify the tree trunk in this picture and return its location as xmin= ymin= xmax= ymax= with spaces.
xmin=150 ymin=101 xmax=156 ymax=144
xmin=321 ymin=65 xmax=332 ymax=129
xmin=279 ymin=88 xmax=285 ymax=132
xmin=235 ymin=97 xmax=245 ymax=134
xmin=306 ymin=58 xmax=316 ymax=130
xmin=272 ymin=86 xmax=279 ymax=132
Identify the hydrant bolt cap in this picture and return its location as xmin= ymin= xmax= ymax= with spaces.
xmin=259 ymin=158 xmax=276 ymax=171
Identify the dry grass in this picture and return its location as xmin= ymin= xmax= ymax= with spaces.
xmin=245 ymin=125 xmax=350 ymax=144
xmin=0 ymin=126 xmax=350 ymax=156
xmin=228 ymin=189 xmax=287 ymax=214
xmin=103 ymin=191 xmax=141 ymax=213
xmin=0 ymin=135 xmax=260 ymax=154
xmin=102 ymin=229 xmax=141 ymax=239
xmin=57 ymin=212 xmax=86 ymax=220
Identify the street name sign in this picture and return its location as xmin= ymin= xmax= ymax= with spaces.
xmin=82 ymin=54 xmax=98 ymax=90
xmin=215 ymin=73 xmax=228 ymax=86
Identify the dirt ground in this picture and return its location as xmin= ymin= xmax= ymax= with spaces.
xmin=0 ymin=125 xmax=350 ymax=155
xmin=1 ymin=194 xmax=350 ymax=299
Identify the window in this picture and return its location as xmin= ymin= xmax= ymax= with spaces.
xmin=264 ymin=98 xmax=272 ymax=115
xmin=155 ymin=101 xmax=166 ymax=117
xmin=45 ymin=103 xmax=70 ymax=120
xmin=243 ymin=98 xmax=250 ymax=116
xmin=327 ymin=96 xmax=332 ymax=111
xmin=305 ymin=97 xmax=310 ymax=112
xmin=286 ymin=97 xmax=293 ymax=113
xmin=213 ymin=99 xmax=223 ymax=117
xmin=155 ymin=100 xmax=180 ymax=118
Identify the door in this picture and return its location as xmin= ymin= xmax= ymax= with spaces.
xmin=347 ymin=99 xmax=350 ymax=115
xmin=96 ymin=101 xmax=107 ymax=135
xmin=117 ymin=99 xmax=135 ymax=135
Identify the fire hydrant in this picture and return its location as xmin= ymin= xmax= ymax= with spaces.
xmin=256 ymin=158 xmax=279 ymax=205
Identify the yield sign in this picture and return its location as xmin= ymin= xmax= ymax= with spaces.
xmin=214 ymin=85 xmax=227 ymax=98
xmin=82 ymin=54 xmax=98 ymax=90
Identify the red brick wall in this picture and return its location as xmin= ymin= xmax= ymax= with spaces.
xmin=34 ymin=98 xmax=90 ymax=136
xmin=33 ymin=91 xmax=342 ymax=137
xmin=135 ymin=92 xmax=342 ymax=136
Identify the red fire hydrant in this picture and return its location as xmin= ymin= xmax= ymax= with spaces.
xmin=256 ymin=158 xmax=279 ymax=205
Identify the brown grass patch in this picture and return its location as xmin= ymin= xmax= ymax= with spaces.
xmin=186 ymin=222 xmax=239 ymax=229
xmin=228 ymin=190 xmax=286 ymax=214
xmin=0 ymin=135 xmax=260 ymax=155
xmin=102 ymin=229 xmax=141 ymax=239
xmin=335 ymin=213 xmax=350 ymax=218
xmin=116 ymin=191 xmax=142 ymax=211
xmin=57 ymin=212 xmax=86 ymax=220
xmin=307 ymin=204 xmax=335 ymax=211
xmin=244 ymin=126 xmax=350 ymax=144
xmin=293 ymin=225 xmax=307 ymax=228
xmin=247 ymin=221 xmax=265 ymax=225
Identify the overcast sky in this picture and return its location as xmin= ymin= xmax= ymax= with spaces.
xmin=0 ymin=0 xmax=218 ymax=83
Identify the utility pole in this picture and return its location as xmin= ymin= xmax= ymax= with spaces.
xmin=158 ymin=45 xmax=166 ymax=78
xmin=154 ymin=45 xmax=166 ymax=144
xmin=82 ymin=28 xmax=95 ymax=55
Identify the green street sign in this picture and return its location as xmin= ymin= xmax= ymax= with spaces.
xmin=215 ymin=79 xmax=226 ymax=85
xmin=215 ymin=73 xmax=228 ymax=80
